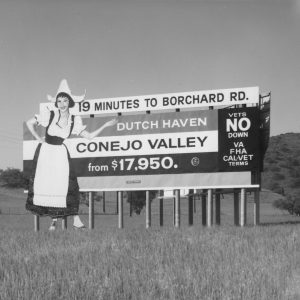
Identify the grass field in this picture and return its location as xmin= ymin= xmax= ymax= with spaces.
xmin=1 ymin=188 xmax=300 ymax=299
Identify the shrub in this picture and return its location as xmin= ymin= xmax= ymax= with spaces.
xmin=0 ymin=168 xmax=28 ymax=188
xmin=273 ymin=193 xmax=300 ymax=215
xmin=272 ymin=173 xmax=285 ymax=180
xmin=292 ymin=159 xmax=300 ymax=166
xmin=268 ymin=181 xmax=284 ymax=194
xmin=265 ymin=157 xmax=276 ymax=164
xmin=273 ymin=196 xmax=295 ymax=215
xmin=270 ymin=166 xmax=280 ymax=172
xmin=280 ymin=144 xmax=290 ymax=152
xmin=294 ymin=199 xmax=300 ymax=216
xmin=126 ymin=191 xmax=157 ymax=215
xmin=279 ymin=162 xmax=291 ymax=169
xmin=289 ymin=178 xmax=300 ymax=189
xmin=289 ymin=168 xmax=300 ymax=178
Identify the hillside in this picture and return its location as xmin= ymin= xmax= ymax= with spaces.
xmin=262 ymin=133 xmax=300 ymax=197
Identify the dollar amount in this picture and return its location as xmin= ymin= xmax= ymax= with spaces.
xmin=111 ymin=157 xmax=177 ymax=171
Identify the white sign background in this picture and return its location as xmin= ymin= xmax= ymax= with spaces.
xmin=40 ymin=86 xmax=259 ymax=116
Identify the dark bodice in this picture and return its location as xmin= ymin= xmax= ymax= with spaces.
xmin=45 ymin=133 xmax=64 ymax=145
xmin=45 ymin=111 xmax=74 ymax=145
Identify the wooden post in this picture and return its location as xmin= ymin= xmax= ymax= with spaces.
xmin=62 ymin=217 xmax=67 ymax=230
xmin=215 ymin=190 xmax=221 ymax=225
xmin=234 ymin=189 xmax=239 ymax=226
xmin=254 ymin=188 xmax=260 ymax=225
xmin=240 ymin=188 xmax=246 ymax=227
xmin=188 ymin=189 xmax=194 ymax=226
xmin=118 ymin=191 xmax=123 ymax=229
xmin=207 ymin=189 xmax=212 ymax=227
xmin=202 ymin=189 xmax=207 ymax=226
xmin=34 ymin=215 xmax=40 ymax=232
xmin=102 ymin=192 xmax=106 ymax=213
xmin=174 ymin=189 xmax=180 ymax=227
xmin=89 ymin=191 xmax=94 ymax=229
xmin=159 ymin=190 xmax=163 ymax=227
xmin=146 ymin=191 xmax=151 ymax=228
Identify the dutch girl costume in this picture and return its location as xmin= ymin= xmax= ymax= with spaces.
xmin=26 ymin=80 xmax=86 ymax=218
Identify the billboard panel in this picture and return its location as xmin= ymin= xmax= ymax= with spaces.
xmin=23 ymin=107 xmax=260 ymax=190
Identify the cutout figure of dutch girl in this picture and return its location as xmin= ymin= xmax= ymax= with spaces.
xmin=26 ymin=79 xmax=117 ymax=230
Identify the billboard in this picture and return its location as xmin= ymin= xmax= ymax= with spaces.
xmin=40 ymin=86 xmax=259 ymax=116
xmin=23 ymin=107 xmax=260 ymax=190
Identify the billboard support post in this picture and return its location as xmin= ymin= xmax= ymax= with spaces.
xmin=254 ymin=189 xmax=260 ymax=225
xmin=159 ymin=190 xmax=164 ymax=226
xmin=34 ymin=215 xmax=40 ymax=232
xmin=102 ymin=192 xmax=106 ymax=213
xmin=244 ymin=189 xmax=247 ymax=225
xmin=174 ymin=189 xmax=180 ymax=228
xmin=207 ymin=189 xmax=212 ymax=227
xmin=234 ymin=189 xmax=239 ymax=226
xmin=202 ymin=190 xmax=207 ymax=226
xmin=116 ymin=192 xmax=118 ymax=214
xmin=118 ymin=191 xmax=123 ymax=229
xmin=240 ymin=188 xmax=246 ymax=226
xmin=188 ymin=189 xmax=194 ymax=226
xmin=146 ymin=191 xmax=151 ymax=228
xmin=215 ymin=190 xmax=221 ymax=225
xmin=89 ymin=192 xmax=94 ymax=229
xmin=62 ymin=217 xmax=67 ymax=230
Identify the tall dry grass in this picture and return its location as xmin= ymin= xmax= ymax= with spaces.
xmin=0 ymin=225 xmax=299 ymax=300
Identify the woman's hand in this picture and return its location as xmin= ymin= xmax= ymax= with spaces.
xmin=104 ymin=118 xmax=118 ymax=128
xmin=80 ymin=118 xmax=118 ymax=140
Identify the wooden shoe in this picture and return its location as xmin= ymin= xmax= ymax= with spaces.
xmin=73 ymin=224 xmax=86 ymax=229
xmin=49 ymin=220 xmax=57 ymax=231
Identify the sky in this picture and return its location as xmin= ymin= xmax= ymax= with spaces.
xmin=0 ymin=0 xmax=299 ymax=170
